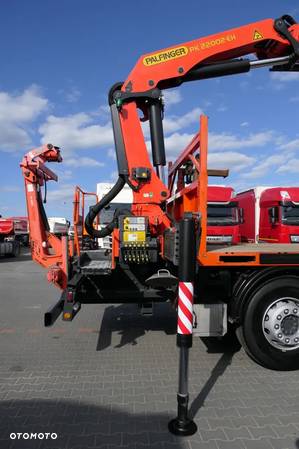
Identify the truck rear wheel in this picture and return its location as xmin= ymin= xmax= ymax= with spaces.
xmin=237 ymin=277 xmax=299 ymax=371
xmin=13 ymin=241 xmax=21 ymax=257
xmin=8 ymin=241 xmax=21 ymax=257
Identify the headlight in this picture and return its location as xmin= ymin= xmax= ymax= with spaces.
xmin=290 ymin=235 xmax=299 ymax=243
xmin=207 ymin=235 xmax=233 ymax=244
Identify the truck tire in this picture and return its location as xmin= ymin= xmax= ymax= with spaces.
xmin=237 ymin=277 xmax=299 ymax=371
xmin=23 ymin=235 xmax=29 ymax=247
xmin=12 ymin=241 xmax=21 ymax=257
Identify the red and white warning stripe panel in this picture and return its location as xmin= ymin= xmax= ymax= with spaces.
xmin=177 ymin=282 xmax=194 ymax=335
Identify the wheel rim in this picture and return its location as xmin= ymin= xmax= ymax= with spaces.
xmin=263 ymin=297 xmax=299 ymax=351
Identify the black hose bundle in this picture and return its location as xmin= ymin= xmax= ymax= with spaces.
xmin=84 ymin=176 xmax=126 ymax=238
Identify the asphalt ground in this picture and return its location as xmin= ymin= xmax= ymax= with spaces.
xmin=0 ymin=249 xmax=299 ymax=449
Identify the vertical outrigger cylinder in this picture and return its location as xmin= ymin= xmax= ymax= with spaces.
xmin=169 ymin=214 xmax=197 ymax=436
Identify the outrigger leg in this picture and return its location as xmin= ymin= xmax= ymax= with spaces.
xmin=169 ymin=214 xmax=197 ymax=436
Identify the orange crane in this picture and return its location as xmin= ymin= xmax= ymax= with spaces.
xmin=21 ymin=14 xmax=299 ymax=435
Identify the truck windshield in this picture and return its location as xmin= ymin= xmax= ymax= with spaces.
xmin=282 ymin=205 xmax=299 ymax=225
xmin=100 ymin=203 xmax=131 ymax=224
xmin=207 ymin=204 xmax=239 ymax=226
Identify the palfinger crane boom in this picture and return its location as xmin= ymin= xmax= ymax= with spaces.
xmin=85 ymin=14 xmax=299 ymax=237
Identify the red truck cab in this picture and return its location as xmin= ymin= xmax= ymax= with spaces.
xmin=0 ymin=218 xmax=15 ymax=238
xmin=237 ymin=187 xmax=299 ymax=243
xmin=0 ymin=216 xmax=29 ymax=248
xmin=206 ymin=186 xmax=240 ymax=245
xmin=260 ymin=188 xmax=299 ymax=243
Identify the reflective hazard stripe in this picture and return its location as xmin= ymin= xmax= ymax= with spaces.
xmin=177 ymin=282 xmax=194 ymax=334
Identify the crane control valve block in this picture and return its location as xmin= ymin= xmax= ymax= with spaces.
xmin=119 ymin=216 xmax=158 ymax=264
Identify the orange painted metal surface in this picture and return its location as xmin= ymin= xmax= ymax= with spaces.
xmin=198 ymin=116 xmax=208 ymax=259
xmin=124 ymin=19 xmax=297 ymax=92
xmin=73 ymin=186 xmax=98 ymax=256
xmin=168 ymin=115 xmax=299 ymax=268
xmin=20 ymin=145 xmax=67 ymax=289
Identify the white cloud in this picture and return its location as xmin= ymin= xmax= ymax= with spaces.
xmin=39 ymin=106 xmax=201 ymax=161
xmin=85 ymin=105 xmax=111 ymax=122
xmin=208 ymin=152 xmax=255 ymax=173
xmin=55 ymin=168 xmax=73 ymax=183
xmin=39 ymin=107 xmax=274 ymax=169
xmin=0 ymin=126 xmax=31 ymax=151
xmin=163 ymin=107 xmax=202 ymax=134
xmin=164 ymin=132 xmax=194 ymax=156
xmin=95 ymin=105 xmax=111 ymax=118
xmin=209 ymin=130 xmax=275 ymax=151
xmin=242 ymin=154 xmax=284 ymax=179
xmin=163 ymin=128 xmax=277 ymax=160
xmin=279 ymin=138 xmax=299 ymax=152
xmin=271 ymin=72 xmax=299 ymax=83
xmin=0 ymin=85 xmax=48 ymax=122
xmin=240 ymin=121 xmax=249 ymax=127
xmin=47 ymin=183 xmax=75 ymax=203
xmin=39 ymin=113 xmax=113 ymax=152
xmin=162 ymin=89 xmax=182 ymax=106
xmin=64 ymin=156 xmax=105 ymax=168
xmin=276 ymin=158 xmax=299 ymax=174
xmin=0 ymin=85 xmax=48 ymax=152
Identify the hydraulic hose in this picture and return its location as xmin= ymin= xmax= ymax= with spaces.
xmin=84 ymin=176 xmax=125 ymax=238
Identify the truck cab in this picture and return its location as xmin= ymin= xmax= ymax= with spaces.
xmin=206 ymin=186 xmax=240 ymax=245
xmin=237 ymin=186 xmax=299 ymax=243
xmin=259 ymin=187 xmax=299 ymax=243
xmin=48 ymin=217 xmax=70 ymax=236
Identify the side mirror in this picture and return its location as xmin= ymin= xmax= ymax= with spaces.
xmin=268 ymin=206 xmax=278 ymax=225
xmin=239 ymin=208 xmax=244 ymax=224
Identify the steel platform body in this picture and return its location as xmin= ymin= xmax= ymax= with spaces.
xmin=199 ymin=243 xmax=299 ymax=267
xmin=208 ymin=243 xmax=299 ymax=253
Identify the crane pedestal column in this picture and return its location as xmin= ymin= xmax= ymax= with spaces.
xmin=168 ymin=216 xmax=197 ymax=436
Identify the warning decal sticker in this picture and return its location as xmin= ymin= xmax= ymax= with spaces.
xmin=253 ymin=30 xmax=263 ymax=41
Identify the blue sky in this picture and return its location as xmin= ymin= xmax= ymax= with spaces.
xmin=1 ymin=0 xmax=299 ymax=219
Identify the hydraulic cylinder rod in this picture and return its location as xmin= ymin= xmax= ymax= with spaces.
xmin=149 ymin=100 xmax=166 ymax=182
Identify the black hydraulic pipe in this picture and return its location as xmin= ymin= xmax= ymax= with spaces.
xmin=157 ymin=59 xmax=251 ymax=90
xmin=169 ymin=215 xmax=197 ymax=436
xmin=84 ymin=176 xmax=125 ymax=238
xmin=184 ymin=59 xmax=250 ymax=82
xmin=149 ymin=101 xmax=166 ymax=167
xmin=37 ymin=189 xmax=50 ymax=232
